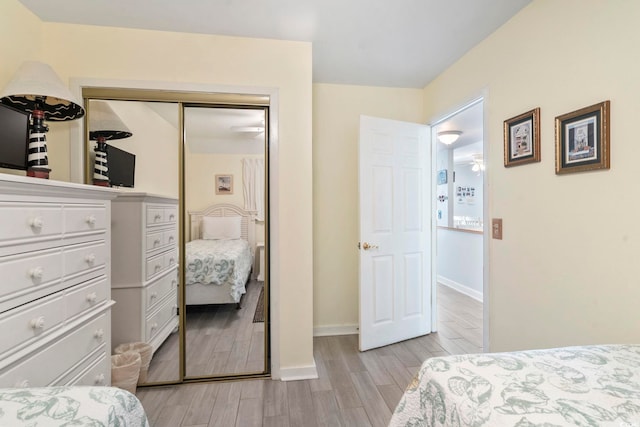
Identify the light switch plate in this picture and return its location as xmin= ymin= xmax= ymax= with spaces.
xmin=492 ymin=218 xmax=503 ymax=240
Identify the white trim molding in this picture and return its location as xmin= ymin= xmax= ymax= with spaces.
xmin=313 ymin=324 xmax=358 ymax=337
xmin=438 ymin=276 xmax=484 ymax=302
xmin=278 ymin=362 xmax=318 ymax=381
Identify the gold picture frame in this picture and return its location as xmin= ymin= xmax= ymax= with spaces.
xmin=555 ymin=100 xmax=610 ymax=174
xmin=215 ymin=174 xmax=233 ymax=194
xmin=503 ymin=108 xmax=541 ymax=167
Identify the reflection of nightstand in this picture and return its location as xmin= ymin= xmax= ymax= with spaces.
xmin=256 ymin=242 xmax=265 ymax=282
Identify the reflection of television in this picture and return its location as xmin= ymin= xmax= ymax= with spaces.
xmin=106 ymin=144 xmax=135 ymax=188
xmin=0 ymin=103 xmax=29 ymax=170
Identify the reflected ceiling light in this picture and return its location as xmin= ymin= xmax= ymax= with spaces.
xmin=437 ymin=130 xmax=462 ymax=145
xmin=230 ymin=125 xmax=264 ymax=133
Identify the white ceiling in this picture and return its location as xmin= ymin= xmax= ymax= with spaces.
xmin=18 ymin=0 xmax=531 ymax=88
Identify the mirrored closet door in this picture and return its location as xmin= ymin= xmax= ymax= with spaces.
xmin=183 ymin=105 xmax=267 ymax=378
xmin=82 ymin=89 xmax=269 ymax=385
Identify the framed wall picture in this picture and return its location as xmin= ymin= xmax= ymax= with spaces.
xmin=215 ymin=174 xmax=233 ymax=194
xmin=504 ymin=107 xmax=541 ymax=167
xmin=555 ymin=100 xmax=610 ymax=174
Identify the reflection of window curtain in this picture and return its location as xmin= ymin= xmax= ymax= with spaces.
xmin=242 ymin=158 xmax=264 ymax=221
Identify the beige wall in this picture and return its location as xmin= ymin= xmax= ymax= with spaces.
xmin=424 ymin=0 xmax=640 ymax=351
xmin=0 ymin=1 xmax=44 ymax=177
xmin=0 ymin=0 xmax=314 ymax=375
xmin=312 ymin=83 xmax=424 ymax=332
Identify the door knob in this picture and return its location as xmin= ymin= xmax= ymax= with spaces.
xmin=361 ymin=242 xmax=379 ymax=250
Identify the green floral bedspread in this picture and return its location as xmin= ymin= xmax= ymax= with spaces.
xmin=0 ymin=386 xmax=149 ymax=426
xmin=389 ymin=344 xmax=640 ymax=427
xmin=185 ymin=239 xmax=252 ymax=302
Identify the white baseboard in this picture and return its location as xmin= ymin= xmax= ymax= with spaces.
xmin=437 ymin=276 xmax=483 ymax=302
xmin=313 ymin=324 xmax=358 ymax=337
xmin=279 ymin=361 xmax=319 ymax=381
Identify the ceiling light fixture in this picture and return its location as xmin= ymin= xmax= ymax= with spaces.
xmin=437 ymin=130 xmax=462 ymax=145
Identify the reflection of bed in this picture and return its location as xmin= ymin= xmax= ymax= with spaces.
xmin=186 ymin=204 xmax=255 ymax=306
xmin=0 ymin=386 xmax=149 ymax=426
xmin=390 ymin=344 xmax=640 ymax=427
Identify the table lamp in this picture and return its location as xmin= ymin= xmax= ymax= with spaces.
xmin=89 ymin=100 xmax=132 ymax=186
xmin=0 ymin=61 xmax=85 ymax=179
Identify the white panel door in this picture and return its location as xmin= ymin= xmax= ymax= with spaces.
xmin=359 ymin=115 xmax=432 ymax=351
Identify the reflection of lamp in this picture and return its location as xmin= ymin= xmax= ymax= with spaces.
xmin=89 ymin=101 xmax=132 ymax=186
xmin=0 ymin=61 xmax=85 ymax=179
xmin=437 ymin=130 xmax=462 ymax=145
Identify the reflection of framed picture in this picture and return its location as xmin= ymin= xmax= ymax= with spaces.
xmin=437 ymin=169 xmax=447 ymax=185
xmin=555 ymin=100 xmax=610 ymax=174
xmin=215 ymin=174 xmax=233 ymax=194
xmin=504 ymin=108 xmax=540 ymax=167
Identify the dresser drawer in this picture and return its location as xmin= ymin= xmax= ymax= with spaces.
xmin=64 ymin=205 xmax=107 ymax=234
xmin=145 ymin=253 xmax=165 ymax=279
xmin=146 ymin=205 xmax=178 ymax=226
xmin=146 ymin=270 xmax=178 ymax=313
xmin=66 ymin=351 xmax=109 ymax=387
xmin=146 ymin=208 xmax=165 ymax=226
xmin=0 ymin=313 xmax=108 ymax=387
xmin=164 ymin=248 xmax=178 ymax=269
xmin=0 ymin=248 xmax=63 ymax=304
xmin=0 ymin=292 xmax=65 ymax=357
xmin=164 ymin=229 xmax=177 ymax=247
xmin=0 ymin=203 xmax=63 ymax=245
xmin=146 ymin=231 xmax=164 ymax=251
xmin=65 ymin=277 xmax=109 ymax=320
xmin=146 ymin=296 xmax=178 ymax=343
xmin=63 ymin=241 xmax=107 ymax=277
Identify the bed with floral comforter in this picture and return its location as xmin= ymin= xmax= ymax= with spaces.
xmin=185 ymin=239 xmax=252 ymax=303
xmin=0 ymin=386 xmax=149 ymax=426
xmin=390 ymin=344 xmax=640 ymax=427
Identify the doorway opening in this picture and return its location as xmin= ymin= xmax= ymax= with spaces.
xmin=433 ymin=99 xmax=484 ymax=354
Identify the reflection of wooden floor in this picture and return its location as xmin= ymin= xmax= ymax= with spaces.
xmin=145 ymin=279 xmax=265 ymax=383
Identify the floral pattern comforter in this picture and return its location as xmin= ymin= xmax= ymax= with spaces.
xmin=0 ymin=386 xmax=149 ymax=426
xmin=390 ymin=344 xmax=640 ymax=427
xmin=185 ymin=239 xmax=252 ymax=302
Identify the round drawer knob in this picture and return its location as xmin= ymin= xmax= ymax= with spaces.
xmin=29 ymin=266 xmax=44 ymax=280
xmin=154 ymin=239 xmax=161 ymax=247
xmin=15 ymin=379 xmax=29 ymax=388
xmin=168 ymin=236 xmax=175 ymax=243
xmin=154 ymin=214 xmax=162 ymax=221
xmin=86 ymin=292 xmax=98 ymax=303
xmin=150 ymin=292 xmax=158 ymax=300
xmin=94 ymin=373 xmax=106 ymax=384
xmin=85 ymin=254 xmax=96 ymax=265
xmin=169 ymin=214 xmax=175 ymax=221
xmin=85 ymin=215 xmax=96 ymax=226
xmin=29 ymin=217 xmax=44 ymax=230
xmin=151 ymin=322 xmax=158 ymax=330
xmin=155 ymin=264 xmax=162 ymax=272
xmin=30 ymin=316 xmax=45 ymax=330
xmin=94 ymin=328 xmax=104 ymax=339
xmin=169 ymin=258 xmax=175 ymax=265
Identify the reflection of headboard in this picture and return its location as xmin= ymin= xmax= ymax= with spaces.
xmin=189 ymin=203 xmax=257 ymax=249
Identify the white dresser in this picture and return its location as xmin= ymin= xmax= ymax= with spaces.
xmin=0 ymin=174 xmax=117 ymax=388
xmin=110 ymin=193 xmax=179 ymax=356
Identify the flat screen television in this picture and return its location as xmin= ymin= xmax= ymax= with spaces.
xmin=106 ymin=144 xmax=135 ymax=188
xmin=0 ymin=102 xmax=29 ymax=170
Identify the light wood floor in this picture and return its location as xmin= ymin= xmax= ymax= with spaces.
xmin=136 ymin=283 xmax=482 ymax=426
xmin=146 ymin=279 xmax=265 ymax=383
